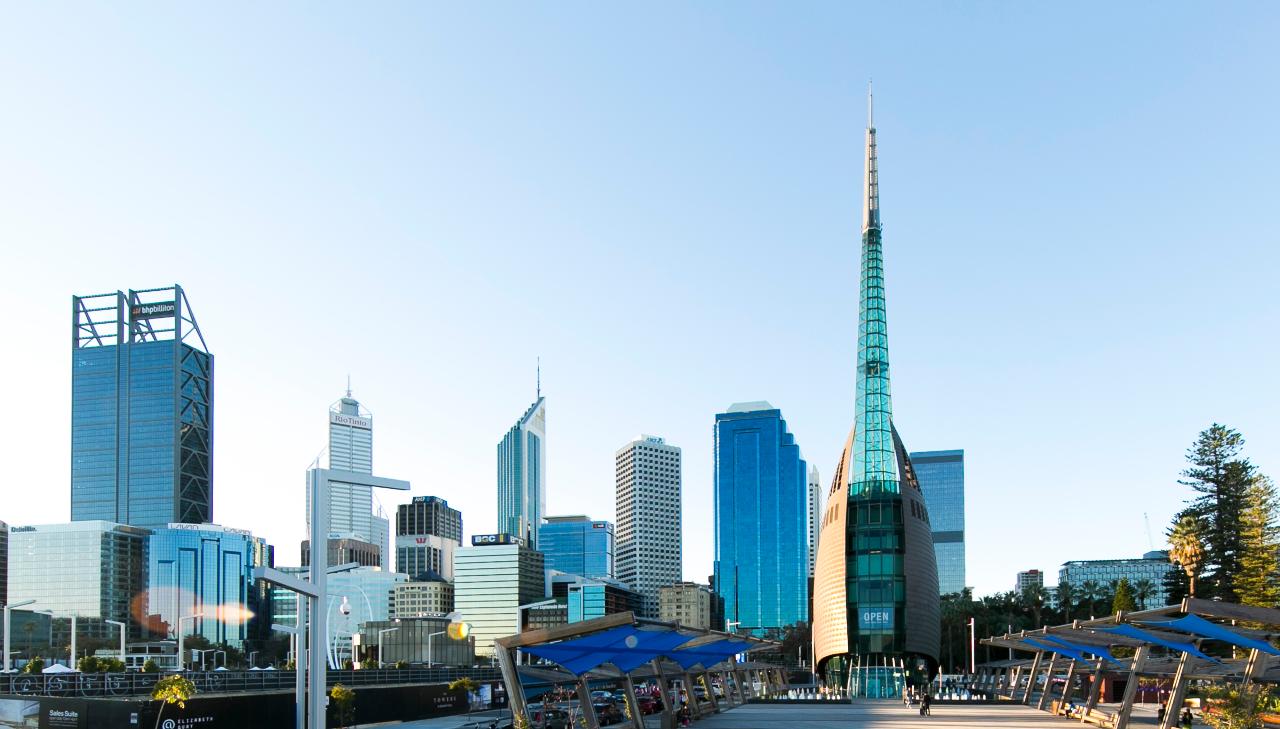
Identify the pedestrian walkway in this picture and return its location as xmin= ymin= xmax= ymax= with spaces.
xmin=368 ymin=698 xmax=1179 ymax=729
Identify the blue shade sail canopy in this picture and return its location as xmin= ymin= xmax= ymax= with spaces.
xmin=519 ymin=626 xmax=756 ymax=676
xmin=1098 ymin=624 xmax=1217 ymax=663
xmin=1039 ymin=635 xmax=1125 ymax=665
xmin=1023 ymin=638 xmax=1090 ymax=664
xmin=1140 ymin=615 xmax=1280 ymax=657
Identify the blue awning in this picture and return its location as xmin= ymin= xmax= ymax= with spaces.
xmin=520 ymin=625 xmax=755 ymax=676
xmin=1139 ymin=614 xmax=1280 ymax=657
xmin=1023 ymin=637 xmax=1090 ymax=663
xmin=1098 ymin=624 xmax=1217 ymax=663
xmin=1038 ymin=635 xmax=1125 ymax=665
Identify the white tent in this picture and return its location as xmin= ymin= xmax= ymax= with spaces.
xmin=42 ymin=664 xmax=77 ymax=674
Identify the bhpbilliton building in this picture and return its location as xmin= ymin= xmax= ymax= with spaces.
xmin=71 ymin=285 xmax=213 ymax=527
xmin=812 ymin=92 xmax=940 ymax=696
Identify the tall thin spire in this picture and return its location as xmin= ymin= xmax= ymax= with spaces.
xmin=862 ymin=82 xmax=880 ymax=234
xmin=346 ymin=374 xmax=352 ymax=398
xmin=536 ymin=357 xmax=541 ymax=399
xmin=850 ymin=86 xmax=897 ymax=491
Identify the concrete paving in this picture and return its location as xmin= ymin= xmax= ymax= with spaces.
xmin=371 ymin=698 xmax=1178 ymax=729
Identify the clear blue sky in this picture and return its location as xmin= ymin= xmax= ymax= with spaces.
xmin=2 ymin=3 xmax=1277 ymax=597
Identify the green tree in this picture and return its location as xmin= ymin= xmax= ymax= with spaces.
xmin=99 ymin=657 xmax=126 ymax=673
xmin=151 ymin=674 xmax=196 ymax=729
xmin=1169 ymin=514 xmax=1207 ymax=598
xmin=22 ymin=656 xmax=45 ymax=674
xmin=1234 ymin=477 xmax=1280 ymax=607
xmin=449 ymin=677 xmax=479 ymax=722
xmin=1179 ymin=424 xmax=1256 ymax=601
xmin=77 ymin=656 xmax=101 ymax=673
xmin=1112 ymin=578 xmax=1138 ymax=613
xmin=1020 ymin=585 xmax=1048 ymax=628
xmin=1202 ymin=683 xmax=1275 ymax=729
xmin=330 ymin=683 xmax=357 ymax=728
xmin=141 ymin=659 xmax=160 ymax=673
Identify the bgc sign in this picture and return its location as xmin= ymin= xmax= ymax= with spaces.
xmin=857 ymin=606 xmax=895 ymax=631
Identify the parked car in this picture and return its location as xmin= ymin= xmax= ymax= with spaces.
xmin=593 ymin=701 xmax=624 ymax=725
xmin=636 ymin=696 xmax=660 ymax=714
xmin=515 ymin=704 xmax=571 ymax=729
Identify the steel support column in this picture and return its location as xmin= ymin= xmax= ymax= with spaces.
xmin=622 ymin=674 xmax=645 ymax=729
xmin=1158 ymin=650 xmax=1197 ymax=729
xmin=1021 ymin=653 xmax=1043 ymax=704
xmin=577 ymin=676 xmax=601 ymax=729
xmin=494 ymin=644 xmax=528 ymax=727
xmin=653 ymin=660 xmax=675 ymax=729
xmin=1038 ymin=654 xmax=1060 ymax=711
xmin=1114 ymin=645 xmax=1149 ymax=729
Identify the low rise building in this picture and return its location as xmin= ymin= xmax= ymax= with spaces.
xmin=391 ymin=575 xmax=454 ymax=618
xmin=659 ymin=582 xmax=715 ymax=629
xmin=1059 ymin=551 xmax=1174 ymax=608
xmin=454 ymin=534 xmax=545 ymax=656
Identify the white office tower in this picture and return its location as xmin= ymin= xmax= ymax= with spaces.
xmin=615 ymin=435 xmax=682 ymax=618
xmin=306 ymin=389 xmax=391 ymax=569
xmin=807 ymin=464 xmax=822 ymax=578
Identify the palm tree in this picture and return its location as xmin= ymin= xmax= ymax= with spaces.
xmin=1080 ymin=580 xmax=1102 ymax=618
xmin=1056 ymin=580 xmax=1075 ymax=623
xmin=1168 ymin=515 xmax=1206 ymax=598
xmin=1133 ymin=579 xmax=1156 ymax=609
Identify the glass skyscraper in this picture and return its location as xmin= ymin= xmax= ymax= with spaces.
xmin=497 ymin=395 xmax=546 ymax=548
xmin=395 ymin=496 xmax=462 ymax=580
xmin=307 ymin=391 xmax=391 ymax=569
xmin=148 ymin=524 xmax=273 ymax=647
xmin=71 ymin=286 xmax=213 ymax=528
xmin=713 ymin=402 xmax=808 ymax=636
xmin=6 ymin=521 xmax=149 ymax=639
xmin=910 ymin=450 xmax=966 ymax=595
xmin=541 ymin=516 xmax=615 ymax=580
xmin=812 ymin=90 xmax=940 ymax=696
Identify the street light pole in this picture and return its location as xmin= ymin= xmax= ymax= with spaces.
xmin=968 ymin=617 xmax=976 ymax=674
xmin=378 ymin=628 xmax=399 ymax=668
xmin=105 ymin=620 xmax=127 ymax=667
xmin=427 ymin=630 xmax=446 ymax=668
xmin=215 ymin=650 xmax=227 ymax=669
xmin=2 ymin=600 xmax=36 ymax=673
xmin=69 ymin=615 xmax=77 ymax=666
xmin=177 ymin=613 xmax=204 ymax=672
xmin=272 ymin=621 xmax=304 ymax=729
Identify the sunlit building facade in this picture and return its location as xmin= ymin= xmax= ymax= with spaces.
xmin=910 ymin=450 xmax=966 ymax=595
xmin=7 ymin=521 xmax=149 ymax=639
xmin=454 ymin=534 xmax=545 ymax=656
xmin=713 ymin=403 xmax=808 ymax=636
xmin=497 ymin=397 xmax=547 ymax=548
xmin=148 ymin=523 xmax=273 ymax=648
xmin=615 ymin=435 xmax=682 ymax=617
xmin=812 ymin=92 xmax=940 ymax=696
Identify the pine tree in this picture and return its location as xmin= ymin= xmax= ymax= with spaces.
xmin=1179 ymin=424 xmax=1256 ymax=601
xmin=1112 ymin=578 xmax=1138 ymax=613
xmin=1234 ymin=476 xmax=1280 ymax=607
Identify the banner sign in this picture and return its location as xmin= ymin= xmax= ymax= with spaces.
xmin=130 ymin=301 xmax=176 ymax=321
xmin=857 ymin=606 xmax=895 ymax=630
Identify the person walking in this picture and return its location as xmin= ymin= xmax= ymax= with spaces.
xmin=921 ymin=691 xmax=932 ymax=717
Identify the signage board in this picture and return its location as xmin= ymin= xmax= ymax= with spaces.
xmin=330 ymin=412 xmax=372 ymax=430
xmin=130 ymin=301 xmax=176 ymax=321
xmin=471 ymin=533 xmax=521 ymax=546
xmin=857 ymin=606 xmax=895 ymax=631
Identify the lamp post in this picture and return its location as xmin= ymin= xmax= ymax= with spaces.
xmin=248 ymin=651 xmax=259 ymax=669
xmin=256 ymin=467 xmax=409 ymax=729
xmin=271 ymin=621 xmax=304 ymax=729
xmin=378 ymin=628 xmax=399 ymax=668
xmin=215 ymin=650 xmax=227 ymax=669
xmin=427 ymin=630 xmax=446 ymax=668
xmin=2 ymin=600 xmax=36 ymax=673
xmin=177 ymin=613 xmax=204 ymax=671
xmin=69 ymin=615 xmax=77 ymax=666
xmin=104 ymin=620 xmax=127 ymax=667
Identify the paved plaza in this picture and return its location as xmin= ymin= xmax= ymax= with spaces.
xmin=377 ymin=699 xmax=1174 ymax=729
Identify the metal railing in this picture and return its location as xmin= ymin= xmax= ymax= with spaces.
xmin=0 ymin=666 xmax=502 ymax=698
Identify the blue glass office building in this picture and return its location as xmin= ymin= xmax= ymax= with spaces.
xmin=910 ymin=450 xmax=966 ymax=595
xmin=71 ymin=286 xmax=213 ymax=528
xmin=497 ymin=396 xmax=546 ymax=548
xmin=541 ymin=516 xmax=614 ymax=580
xmin=148 ymin=524 xmax=273 ymax=647
xmin=713 ymin=402 xmax=808 ymax=636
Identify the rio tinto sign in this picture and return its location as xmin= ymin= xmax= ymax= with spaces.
xmin=330 ymin=413 xmax=372 ymax=430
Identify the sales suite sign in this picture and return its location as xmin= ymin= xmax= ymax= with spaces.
xmin=857 ymin=606 xmax=895 ymax=631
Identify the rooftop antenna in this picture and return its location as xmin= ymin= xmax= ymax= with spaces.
xmin=346 ymin=374 xmax=352 ymax=398
xmin=537 ymin=357 xmax=541 ymax=399
xmin=868 ymin=79 xmax=873 ymax=128
xmin=1144 ymin=512 xmax=1154 ymax=551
